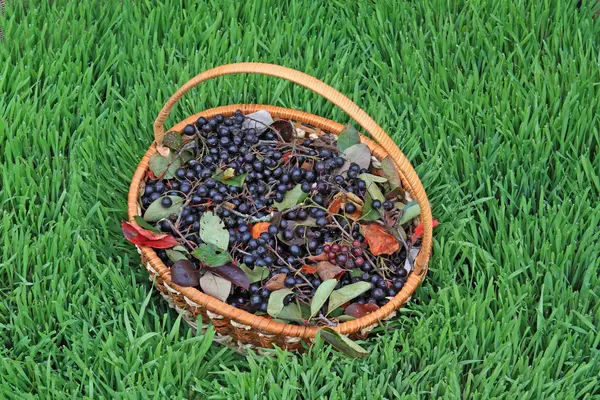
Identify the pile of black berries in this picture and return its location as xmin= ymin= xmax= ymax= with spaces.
xmin=138 ymin=110 xmax=415 ymax=325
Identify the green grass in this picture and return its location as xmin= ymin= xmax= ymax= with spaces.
xmin=1 ymin=0 xmax=600 ymax=398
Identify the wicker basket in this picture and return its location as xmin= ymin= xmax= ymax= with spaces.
xmin=127 ymin=63 xmax=433 ymax=353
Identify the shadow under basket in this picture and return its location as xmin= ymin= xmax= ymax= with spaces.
xmin=127 ymin=63 xmax=434 ymax=354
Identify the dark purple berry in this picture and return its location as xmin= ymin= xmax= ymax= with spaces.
xmin=289 ymin=245 xmax=301 ymax=256
xmin=268 ymin=225 xmax=279 ymax=236
xmin=284 ymin=276 xmax=296 ymax=288
xmin=250 ymin=295 xmax=262 ymax=306
xmin=393 ymin=280 xmax=405 ymax=291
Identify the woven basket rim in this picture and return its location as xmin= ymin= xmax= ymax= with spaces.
xmin=128 ymin=104 xmax=428 ymax=339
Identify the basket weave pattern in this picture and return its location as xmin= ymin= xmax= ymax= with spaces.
xmin=127 ymin=64 xmax=433 ymax=351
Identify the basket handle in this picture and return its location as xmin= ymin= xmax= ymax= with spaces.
xmin=154 ymin=63 xmax=433 ymax=274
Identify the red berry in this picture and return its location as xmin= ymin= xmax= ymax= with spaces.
xmin=341 ymin=246 xmax=349 ymax=254
xmin=352 ymin=239 xmax=360 ymax=247
xmin=332 ymin=244 xmax=341 ymax=253
xmin=328 ymin=251 xmax=337 ymax=260
xmin=352 ymin=248 xmax=362 ymax=257
xmin=355 ymin=257 xmax=365 ymax=267
xmin=323 ymin=244 xmax=331 ymax=253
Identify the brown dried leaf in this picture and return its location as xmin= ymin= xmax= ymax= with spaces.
xmin=361 ymin=224 xmax=400 ymax=256
xmin=265 ymin=273 xmax=287 ymax=291
xmin=307 ymin=252 xmax=329 ymax=262
xmin=156 ymin=143 xmax=171 ymax=158
xmin=222 ymin=201 xmax=236 ymax=210
xmin=328 ymin=192 xmax=363 ymax=219
xmin=301 ymin=160 xmax=313 ymax=170
xmin=271 ymin=119 xmax=295 ymax=142
xmin=316 ymin=261 xmax=345 ymax=281
xmin=314 ymin=133 xmax=337 ymax=146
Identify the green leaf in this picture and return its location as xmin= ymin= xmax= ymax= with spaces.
xmin=143 ymin=196 xmax=184 ymax=222
xmin=319 ymin=328 xmax=369 ymax=358
xmin=381 ymin=156 xmax=401 ymax=189
xmin=357 ymin=173 xmax=387 ymax=184
xmin=134 ymin=216 xmax=161 ymax=233
xmin=327 ymin=282 xmax=372 ymax=314
xmin=272 ymin=184 xmax=308 ymax=211
xmin=192 ymin=244 xmax=232 ymax=267
xmin=358 ymin=173 xmax=386 ymax=203
xmin=179 ymin=149 xmax=195 ymax=164
xmin=172 ymin=245 xmax=189 ymax=253
xmin=398 ymin=200 xmax=421 ymax=225
xmin=199 ymin=211 xmax=229 ymax=251
xmin=148 ymin=154 xmax=168 ymax=176
xmin=165 ymin=249 xmax=187 ymax=262
xmin=242 ymin=110 xmax=274 ymax=133
xmin=199 ymin=272 xmax=231 ymax=301
xmin=337 ymin=144 xmax=371 ymax=175
xmin=310 ymin=279 xmax=338 ymax=317
xmin=148 ymin=153 xmax=181 ymax=179
xmin=328 ymin=307 xmax=345 ymax=317
xmin=213 ymin=168 xmax=248 ymax=187
xmin=163 ymin=131 xmax=183 ymax=150
xmin=277 ymin=303 xmax=307 ymax=322
xmin=225 ymin=173 xmax=248 ymax=187
xmin=360 ymin=191 xmax=381 ymax=221
xmin=350 ymin=269 xmax=364 ymax=278
xmin=336 ymin=124 xmax=360 ymax=151
xmin=267 ymin=289 xmax=294 ymax=318
xmin=239 ymin=264 xmax=270 ymax=283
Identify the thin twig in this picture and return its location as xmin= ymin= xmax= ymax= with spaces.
xmin=316 ymin=314 xmax=338 ymax=326
xmin=218 ymin=205 xmax=272 ymax=223
xmin=172 ymin=225 xmax=197 ymax=250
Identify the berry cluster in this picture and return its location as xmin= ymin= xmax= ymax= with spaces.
xmin=136 ymin=109 xmax=416 ymax=325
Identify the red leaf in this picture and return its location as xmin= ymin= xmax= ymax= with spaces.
xmin=265 ymin=273 xmax=287 ymax=291
xmin=410 ymin=218 xmax=439 ymax=244
xmin=123 ymin=221 xmax=169 ymax=240
xmin=121 ymin=221 xmax=178 ymax=249
xmin=316 ymin=261 xmax=345 ymax=281
xmin=345 ymin=303 xmax=380 ymax=318
xmin=145 ymin=170 xmax=157 ymax=181
xmin=301 ymin=265 xmax=318 ymax=274
xmin=361 ymin=224 xmax=400 ymax=256
xmin=250 ymin=222 xmax=271 ymax=239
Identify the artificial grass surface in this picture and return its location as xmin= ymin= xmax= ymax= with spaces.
xmin=1 ymin=0 xmax=600 ymax=398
